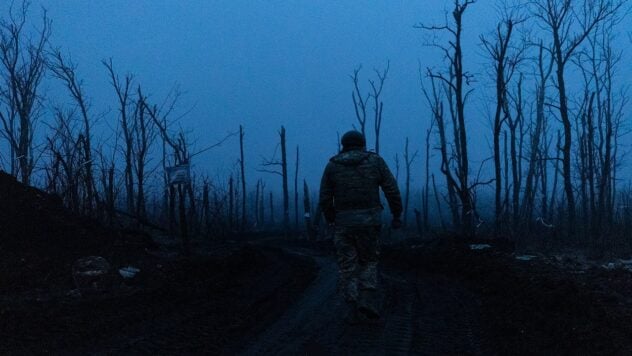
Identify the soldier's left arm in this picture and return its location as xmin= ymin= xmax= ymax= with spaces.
xmin=376 ymin=156 xmax=403 ymax=218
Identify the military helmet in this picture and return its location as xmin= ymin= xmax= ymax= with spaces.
xmin=341 ymin=130 xmax=366 ymax=149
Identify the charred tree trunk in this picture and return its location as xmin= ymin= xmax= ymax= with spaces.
xmin=303 ymin=180 xmax=316 ymax=240
xmin=228 ymin=176 xmax=234 ymax=229
xmin=294 ymin=145 xmax=300 ymax=231
xmin=423 ymin=122 xmax=433 ymax=232
xmin=280 ymin=127 xmax=290 ymax=237
xmin=202 ymin=181 xmax=210 ymax=235
xmin=269 ymin=191 xmax=275 ymax=226
xmin=0 ymin=4 xmax=50 ymax=185
xmin=371 ymin=63 xmax=389 ymax=155
xmin=239 ymin=125 xmax=247 ymax=229
xmin=50 ymin=50 xmax=97 ymax=214
xmin=104 ymin=59 xmax=135 ymax=215
xmin=403 ymin=137 xmax=417 ymax=227
xmin=259 ymin=180 xmax=266 ymax=226
xmin=532 ymin=0 xmax=622 ymax=239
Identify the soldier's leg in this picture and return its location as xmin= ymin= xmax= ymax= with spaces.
xmin=334 ymin=226 xmax=359 ymax=304
xmin=355 ymin=226 xmax=381 ymax=318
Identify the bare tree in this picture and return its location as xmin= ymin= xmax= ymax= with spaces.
xmin=254 ymin=178 xmax=261 ymax=227
xmin=531 ymin=0 xmax=623 ymax=237
xmin=574 ymin=21 xmax=627 ymax=252
xmin=228 ymin=175 xmax=234 ymax=229
xmin=49 ymin=50 xmax=97 ymax=213
xmin=132 ymin=87 xmax=156 ymax=219
xmin=269 ymin=191 xmax=275 ymax=226
xmin=506 ymin=74 xmax=526 ymax=230
xmin=303 ymin=180 xmax=316 ymax=240
xmin=294 ymin=145 xmax=299 ymax=231
xmin=419 ymin=0 xmax=477 ymax=237
xmin=403 ymin=137 xmax=418 ymax=226
xmin=350 ymin=62 xmax=389 ymax=153
xmin=259 ymin=126 xmax=290 ymax=236
xmin=45 ymin=108 xmax=82 ymax=211
xmin=0 ymin=2 xmax=50 ymax=184
xmin=143 ymin=92 xmax=193 ymax=253
xmin=421 ymin=115 xmax=435 ymax=232
xmin=480 ymin=8 xmax=526 ymax=234
xmin=97 ymin=141 xmax=117 ymax=225
xmin=237 ymin=125 xmax=247 ymax=229
xmin=421 ymin=73 xmax=459 ymax=227
xmin=370 ymin=62 xmax=389 ymax=154
xmin=351 ymin=66 xmax=369 ymax=137
xmin=259 ymin=180 xmax=266 ymax=226
xmin=103 ymin=59 xmax=135 ymax=215
xmin=201 ymin=177 xmax=211 ymax=235
xmin=521 ymin=42 xmax=554 ymax=229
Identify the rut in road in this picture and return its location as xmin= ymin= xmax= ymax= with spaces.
xmin=240 ymin=248 xmax=485 ymax=355
xmin=239 ymin=251 xmax=344 ymax=355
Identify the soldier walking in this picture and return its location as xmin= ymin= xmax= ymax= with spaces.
xmin=319 ymin=130 xmax=402 ymax=321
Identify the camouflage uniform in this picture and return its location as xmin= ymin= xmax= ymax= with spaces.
xmin=319 ymin=146 xmax=402 ymax=308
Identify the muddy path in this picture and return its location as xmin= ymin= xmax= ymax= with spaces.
xmin=240 ymin=246 xmax=485 ymax=355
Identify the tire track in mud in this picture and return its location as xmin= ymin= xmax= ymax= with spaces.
xmin=381 ymin=274 xmax=416 ymax=355
xmin=411 ymin=274 xmax=484 ymax=355
xmin=240 ymin=245 xmax=485 ymax=355
xmin=336 ymin=272 xmax=417 ymax=355
xmin=239 ymin=251 xmax=343 ymax=355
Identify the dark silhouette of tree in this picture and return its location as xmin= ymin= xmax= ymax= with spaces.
xmin=418 ymin=0 xmax=478 ymax=237
xmin=239 ymin=125 xmax=247 ymax=229
xmin=103 ymin=59 xmax=135 ymax=215
xmin=480 ymin=8 xmax=526 ymax=235
xmin=0 ymin=2 xmax=50 ymax=184
xmin=403 ymin=137 xmax=418 ymax=226
xmin=530 ymin=0 xmax=623 ymax=238
xmin=259 ymin=126 xmax=290 ymax=236
xmin=350 ymin=62 xmax=390 ymax=153
xmin=294 ymin=145 xmax=300 ymax=231
xmin=49 ymin=50 xmax=97 ymax=214
xmin=370 ymin=62 xmax=389 ymax=154
xmin=351 ymin=66 xmax=368 ymax=138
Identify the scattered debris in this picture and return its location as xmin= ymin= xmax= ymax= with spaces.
xmin=119 ymin=266 xmax=141 ymax=279
xmin=66 ymin=289 xmax=82 ymax=298
xmin=515 ymin=255 xmax=538 ymax=261
xmin=600 ymin=260 xmax=632 ymax=272
xmin=620 ymin=258 xmax=632 ymax=265
xmin=469 ymin=244 xmax=491 ymax=250
xmin=72 ymin=256 xmax=112 ymax=293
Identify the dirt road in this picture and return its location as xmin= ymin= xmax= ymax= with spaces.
xmin=240 ymin=246 xmax=485 ymax=355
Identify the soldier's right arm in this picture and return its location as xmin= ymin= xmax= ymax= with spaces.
xmin=318 ymin=161 xmax=336 ymax=224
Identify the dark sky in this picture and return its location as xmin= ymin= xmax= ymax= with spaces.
xmin=8 ymin=1 xmax=632 ymax=191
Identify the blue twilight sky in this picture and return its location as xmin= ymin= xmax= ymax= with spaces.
xmin=4 ymin=1 xmax=632 ymax=194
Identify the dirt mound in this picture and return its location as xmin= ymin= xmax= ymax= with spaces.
xmin=0 ymin=172 xmax=318 ymax=353
xmin=382 ymin=238 xmax=632 ymax=354
xmin=0 ymin=170 xmax=151 ymax=293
